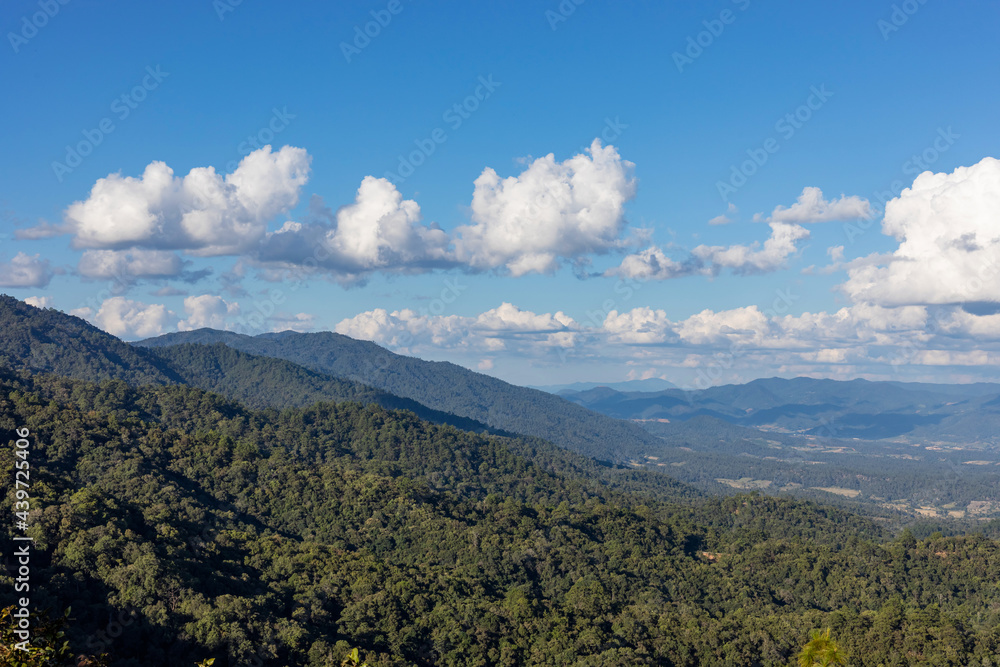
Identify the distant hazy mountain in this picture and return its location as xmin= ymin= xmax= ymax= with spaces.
xmin=560 ymin=376 xmax=1000 ymax=443
xmin=530 ymin=378 xmax=679 ymax=394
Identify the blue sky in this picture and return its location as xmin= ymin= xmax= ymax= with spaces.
xmin=2 ymin=0 xmax=999 ymax=387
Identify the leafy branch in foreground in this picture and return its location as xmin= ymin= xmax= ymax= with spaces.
xmin=799 ymin=628 xmax=847 ymax=666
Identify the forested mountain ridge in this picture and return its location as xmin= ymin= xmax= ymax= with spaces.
xmin=151 ymin=342 xmax=497 ymax=434
xmin=0 ymin=298 xmax=502 ymax=436
xmin=137 ymin=328 xmax=670 ymax=461
xmin=0 ymin=294 xmax=180 ymax=385
xmin=3 ymin=367 xmax=1000 ymax=665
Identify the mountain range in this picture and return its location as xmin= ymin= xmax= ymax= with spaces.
xmin=559 ymin=376 xmax=1000 ymax=443
xmin=3 ymin=293 xmax=1000 ymax=665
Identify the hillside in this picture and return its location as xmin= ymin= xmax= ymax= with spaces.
xmin=151 ymin=342 xmax=496 ymax=434
xmin=0 ymin=298 xmax=497 ymax=435
xmin=4 ymin=368 xmax=1000 ymax=665
xmin=0 ymin=296 xmax=696 ymax=504
xmin=137 ymin=329 xmax=669 ymax=461
xmin=0 ymin=294 xmax=179 ymax=385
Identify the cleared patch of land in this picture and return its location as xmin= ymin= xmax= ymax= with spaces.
xmin=810 ymin=486 xmax=861 ymax=498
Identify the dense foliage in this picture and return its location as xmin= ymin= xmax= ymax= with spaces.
xmin=2 ymin=369 xmax=1000 ymax=665
xmin=3 ymin=296 xmax=1000 ymax=665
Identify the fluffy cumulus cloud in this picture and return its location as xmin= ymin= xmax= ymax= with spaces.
xmin=61 ymin=145 xmax=310 ymax=255
xmin=257 ymin=141 xmax=638 ymax=280
xmin=610 ymin=223 xmax=809 ymax=280
xmin=765 ymin=187 xmax=871 ymax=224
xmin=675 ymin=306 xmax=773 ymax=346
xmin=0 ymin=252 xmax=54 ymax=288
xmin=454 ymin=140 xmax=637 ymax=276
xmin=602 ymin=307 xmax=675 ymax=344
xmin=30 ymin=140 xmax=646 ymax=289
xmin=255 ymin=180 xmax=454 ymax=282
xmin=841 ymin=157 xmax=1000 ymax=307
xmin=89 ymin=297 xmax=178 ymax=339
xmin=177 ymin=295 xmax=240 ymax=331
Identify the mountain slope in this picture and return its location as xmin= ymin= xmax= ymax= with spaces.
xmin=0 ymin=294 xmax=179 ymax=384
xmin=0 ymin=296 xmax=698 ymax=502
xmin=4 ymin=367 xmax=1000 ymax=666
xmin=137 ymin=328 xmax=670 ymax=461
xmin=151 ymin=342 xmax=497 ymax=433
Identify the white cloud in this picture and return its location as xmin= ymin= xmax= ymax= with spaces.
xmin=602 ymin=307 xmax=675 ymax=344
xmin=77 ymin=249 xmax=185 ymax=280
xmin=177 ymin=295 xmax=240 ymax=331
xmin=767 ymin=187 xmax=871 ymax=224
xmin=609 ymin=246 xmax=700 ymax=280
xmin=692 ymin=222 xmax=809 ymax=275
xmin=453 ymin=140 xmax=637 ymax=276
xmin=0 ymin=252 xmax=54 ymax=288
xmin=676 ymin=306 xmax=772 ymax=346
xmin=63 ymin=145 xmax=310 ymax=255
xmin=91 ymin=297 xmax=178 ymax=339
xmin=708 ymin=203 xmax=738 ymax=226
xmin=612 ymin=222 xmax=810 ymax=280
xmin=14 ymin=221 xmax=66 ymax=240
xmin=841 ymin=157 xmax=1000 ymax=307
xmin=24 ymin=296 xmax=53 ymax=308
xmin=256 ymin=180 xmax=454 ymax=282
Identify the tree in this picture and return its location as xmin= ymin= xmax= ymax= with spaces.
xmin=340 ymin=648 xmax=368 ymax=666
xmin=798 ymin=628 xmax=847 ymax=667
